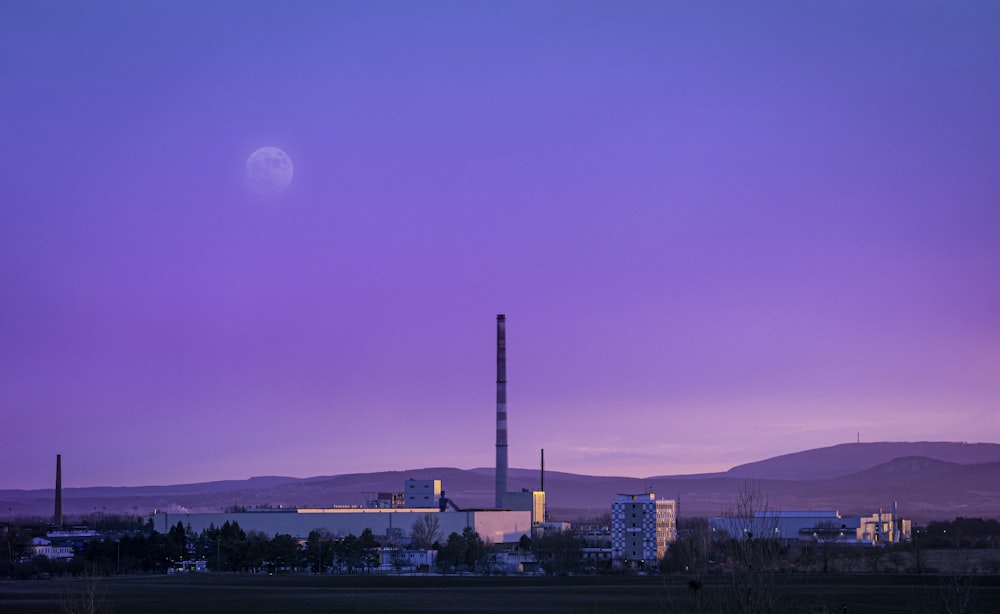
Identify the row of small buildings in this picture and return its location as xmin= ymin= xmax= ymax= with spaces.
xmin=144 ymin=479 xmax=909 ymax=573
xmin=17 ymin=480 xmax=910 ymax=573
xmin=708 ymin=509 xmax=911 ymax=547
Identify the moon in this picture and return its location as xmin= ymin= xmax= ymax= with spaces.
xmin=246 ymin=146 xmax=293 ymax=194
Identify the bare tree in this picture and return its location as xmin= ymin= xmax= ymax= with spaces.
xmin=865 ymin=544 xmax=886 ymax=573
xmin=534 ymin=531 xmax=583 ymax=575
xmin=719 ymin=481 xmax=782 ymax=614
xmin=59 ymin=564 xmax=107 ymax=614
xmin=911 ymin=529 xmax=925 ymax=574
xmin=410 ymin=514 xmax=441 ymax=550
xmin=814 ymin=520 xmax=846 ymax=574
xmin=937 ymin=554 xmax=982 ymax=614
xmin=666 ymin=517 xmax=714 ymax=575
xmin=937 ymin=574 xmax=980 ymax=614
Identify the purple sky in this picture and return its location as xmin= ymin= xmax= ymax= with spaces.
xmin=2 ymin=1 xmax=999 ymax=490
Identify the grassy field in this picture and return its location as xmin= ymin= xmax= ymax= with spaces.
xmin=3 ymin=573 xmax=1000 ymax=613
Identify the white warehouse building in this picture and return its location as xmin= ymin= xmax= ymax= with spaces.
xmin=708 ymin=509 xmax=911 ymax=546
xmin=151 ymin=507 xmax=532 ymax=545
xmin=150 ymin=478 xmax=535 ymax=545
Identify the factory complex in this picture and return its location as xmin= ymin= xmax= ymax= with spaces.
xmin=42 ymin=316 xmax=914 ymax=574
xmin=150 ymin=480 xmax=536 ymax=545
xmin=149 ymin=316 xmax=546 ymax=546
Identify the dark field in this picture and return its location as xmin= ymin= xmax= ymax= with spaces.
xmin=3 ymin=573 xmax=1000 ymax=613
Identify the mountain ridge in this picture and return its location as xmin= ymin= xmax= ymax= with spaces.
xmin=720 ymin=441 xmax=1000 ymax=480
xmin=4 ymin=441 xmax=999 ymax=523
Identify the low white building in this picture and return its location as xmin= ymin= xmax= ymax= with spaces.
xmin=168 ymin=559 xmax=208 ymax=573
xmin=575 ymin=525 xmax=612 ymax=569
xmin=372 ymin=547 xmax=437 ymax=572
xmin=151 ymin=507 xmax=532 ymax=545
xmin=30 ymin=537 xmax=75 ymax=561
xmin=151 ymin=479 xmax=533 ymax=547
xmin=534 ymin=521 xmax=571 ymax=537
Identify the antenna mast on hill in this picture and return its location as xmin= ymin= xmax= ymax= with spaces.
xmin=857 ymin=431 xmax=860 ymax=444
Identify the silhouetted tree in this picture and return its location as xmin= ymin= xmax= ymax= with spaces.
xmin=166 ymin=522 xmax=187 ymax=562
xmin=269 ymin=534 xmax=300 ymax=571
xmin=534 ymin=530 xmax=583 ymax=575
xmin=461 ymin=527 xmax=486 ymax=572
xmin=664 ymin=517 xmax=713 ymax=575
xmin=58 ymin=563 xmax=107 ymax=614
xmin=245 ymin=530 xmax=270 ymax=572
xmin=409 ymin=514 xmax=441 ymax=550
xmin=438 ymin=532 xmax=466 ymax=573
xmin=719 ymin=481 xmax=782 ymax=614
xmin=306 ymin=529 xmax=333 ymax=573
xmin=329 ymin=531 xmax=379 ymax=575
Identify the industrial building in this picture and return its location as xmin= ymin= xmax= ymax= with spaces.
xmin=405 ymin=479 xmax=442 ymax=508
xmin=610 ymin=492 xmax=677 ymax=569
xmin=149 ymin=315 xmax=545 ymax=547
xmin=150 ymin=501 xmax=533 ymax=545
xmin=708 ymin=507 xmax=911 ymax=546
xmin=30 ymin=537 xmax=74 ymax=562
xmin=493 ymin=315 xmax=547 ymax=516
xmin=576 ymin=524 xmax=614 ymax=569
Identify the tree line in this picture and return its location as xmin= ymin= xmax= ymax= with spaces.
xmin=5 ymin=512 xmax=999 ymax=581
xmin=1 ymin=514 xmax=585 ymax=578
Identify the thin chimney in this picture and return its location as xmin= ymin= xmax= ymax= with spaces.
xmin=495 ymin=314 xmax=508 ymax=509
xmin=54 ymin=454 xmax=63 ymax=528
xmin=540 ymin=448 xmax=545 ymax=493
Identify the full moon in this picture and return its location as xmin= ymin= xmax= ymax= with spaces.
xmin=246 ymin=146 xmax=294 ymax=194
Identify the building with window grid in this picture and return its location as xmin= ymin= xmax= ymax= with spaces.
xmin=610 ymin=492 xmax=676 ymax=569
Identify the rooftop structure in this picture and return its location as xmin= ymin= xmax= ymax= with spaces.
xmin=405 ymin=479 xmax=441 ymax=508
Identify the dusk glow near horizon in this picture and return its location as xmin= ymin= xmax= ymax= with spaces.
xmin=2 ymin=2 xmax=998 ymax=490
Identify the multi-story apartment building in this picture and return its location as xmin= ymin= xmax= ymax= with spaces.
xmin=610 ymin=492 xmax=677 ymax=569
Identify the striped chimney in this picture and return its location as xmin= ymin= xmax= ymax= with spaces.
xmin=495 ymin=314 xmax=508 ymax=509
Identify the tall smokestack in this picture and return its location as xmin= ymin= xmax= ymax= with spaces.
xmin=495 ymin=314 xmax=508 ymax=509
xmin=540 ymin=448 xmax=545 ymax=492
xmin=54 ymin=454 xmax=63 ymax=528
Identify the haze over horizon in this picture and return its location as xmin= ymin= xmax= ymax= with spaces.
xmin=3 ymin=2 xmax=999 ymax=490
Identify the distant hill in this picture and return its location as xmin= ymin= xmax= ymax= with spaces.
xmin=720 ymin=441 xmax=1000 ymax=480
xmin=3 ymin=442 xmax=999 ymax=524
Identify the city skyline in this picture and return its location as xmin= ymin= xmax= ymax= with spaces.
xmin=2 ymin=2 xmax=998 ymax=489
